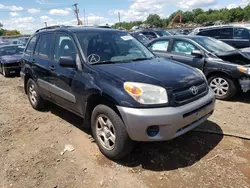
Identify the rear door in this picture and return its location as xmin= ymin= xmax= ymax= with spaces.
xmin=48 ymin=32 xmax=81 ymax=113
xmin=233 ymin=27 xmax=250 ymax=48
xmin=32 ymin=33 xmax=54 ymax=98
xmin=169 ymin=39 xmax=205 ymax=70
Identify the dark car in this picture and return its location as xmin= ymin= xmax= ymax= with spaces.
xmin=129 ymin=32 xmax=150 ymax=45
xmin=147 ymin=35 xmax=250 ymax=100
xmin=21 ymin=26 xmax=215 ymax=160
xmin=190 ymin=25 xmax=250 ymax=49
xmin=139 ymin=29 xmax=172 ymax=40
xmin=0 ymin=45 xmax=25 ymax=77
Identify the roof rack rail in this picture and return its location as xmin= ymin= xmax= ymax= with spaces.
xmin=35 ymin=25 xmax=70 ymax=33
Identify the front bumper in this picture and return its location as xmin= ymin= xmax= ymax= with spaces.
xmin=4 ymin=66 xmax=21 ymax=75
xmin=239 ymin=78 xmax=250 ymax=92
xmin=117 ymin=89 xmax=215 ymax=141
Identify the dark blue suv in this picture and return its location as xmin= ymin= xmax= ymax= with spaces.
xmin=21 ymin=26 xmax=215 ymax=160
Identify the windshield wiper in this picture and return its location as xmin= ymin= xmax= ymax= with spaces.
xmin=130 ymin=57 xmax=154 ymax=61
xmin=90 ymin=61 xmax=117 ymax=65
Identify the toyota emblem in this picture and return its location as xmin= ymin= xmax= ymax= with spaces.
xmin=190 ymin=86 xmax=199 ymax=95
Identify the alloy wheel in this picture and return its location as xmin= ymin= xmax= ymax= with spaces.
xmin=29 ymin=83 xmax=37 ymax=106
xmin=210 ymin=77 xmax=229 ymax=97
xmin=95 ymin=115 xmax=116 ymax=150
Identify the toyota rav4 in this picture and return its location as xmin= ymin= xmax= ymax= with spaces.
xmin=21 ymin=26 xmax=215 ymax=160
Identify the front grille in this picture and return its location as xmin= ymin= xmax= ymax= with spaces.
xmin=173 ymin=82 xmax=208 ymax=106
xmin=4 ymin=62 xmax=20 ymax=68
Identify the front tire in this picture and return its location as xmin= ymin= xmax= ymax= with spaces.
xmin=91 ymin=104 xmax=133 ymax=160
xmin=208 ymin=75 xmax=237 ymax=100
xmin=27 ymin=79 xmax=45 ymax=110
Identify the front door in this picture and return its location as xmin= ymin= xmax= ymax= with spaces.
xmin=169 ymin=39 xmax=205 ymax=70
xmin=48 ymin=33 xmax=81 ymax=113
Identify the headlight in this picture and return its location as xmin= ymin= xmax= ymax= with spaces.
xmin=124 ymin=82 xmax=168 ymax=104
xmin=196 ymin=68 xmax=207 ymax=82
xmin=237 ymin=66 xmax=250 ymax=75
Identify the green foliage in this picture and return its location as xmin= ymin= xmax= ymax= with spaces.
xmin=0 ymin=29 xmax=21 ymax=36
xmin=112 ymin=4 xmax=250 ymax=29
xmin=146 ymin=14 xmax=163 ymax=27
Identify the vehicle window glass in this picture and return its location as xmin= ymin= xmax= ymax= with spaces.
xmin=172 ymin=40 xmax=199 ymax=55
xmin=147 ymin=32 xmax=157 ymax=38
xmin=38 ymin=34 xmax=53 ymax=59
xmin=194 ymin=37 xmax=235 ymax=53
xmin=26 ymin=36 xmax=37 ymax=53
xmin=149 ymin=40 xmax=169 ymax=51
xmin=34 ymin=37 xmax=40 ymax=55
xmin=0 ymin=46 xmax=24 ymax=56
xmin=199 ymin=28 xmax=233 ymax=39
xmin=53 ymin=34 xmax=77 ymax=62
xmin=76 ymin=31 xmax=154 ymax=64
xmin=234 ymin=28 xmax=250 ymax=39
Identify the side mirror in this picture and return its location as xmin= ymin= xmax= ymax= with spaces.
xmin=191 ymin=50 xmax=203 ymax=58
xmin=59 ymin=56 xmax=75 ymax=68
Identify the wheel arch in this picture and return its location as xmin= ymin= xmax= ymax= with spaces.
xmin=83 ymin=92 xmax=122 ymax=127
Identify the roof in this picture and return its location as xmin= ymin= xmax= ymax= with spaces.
xmin=154 ymin=35 xmax=208 ymax=40
xmin=0 ymin=44 xmax=24 ymax=48
xmin=35 ymin=25 xmax=123 ymax=34
xmin=196 ymin=24 xmax=250 ymax=31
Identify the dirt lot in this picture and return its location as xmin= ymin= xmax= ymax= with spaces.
xmin=0 ymin=75 xmax=250 ymax=188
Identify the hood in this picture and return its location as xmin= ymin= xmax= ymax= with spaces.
xmin=1 ymin=54 xmax=22 ymax=64
xmin=216 ymin=48 xmax=250 ymax=65
xmin=95 ymin=58 xmax=204 ymax=90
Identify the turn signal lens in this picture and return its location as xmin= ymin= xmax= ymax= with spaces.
xmin=124 ymin=83 xmax=142 ymax=96
xmin=123 ymin=82 xmax=168 ymax=104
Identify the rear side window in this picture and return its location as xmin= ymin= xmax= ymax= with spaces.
xmin=148 ymin=40 xmax=169 ymax=52
xmin=38 ymin=34 xmax=53 ymax=59
xmin=199 ymin=28 xmax=233 ymax=39
xmin=234 ymin=28 xmax=250 ymax=39
xmin=25 ymin=36 xmax=37 ymax=53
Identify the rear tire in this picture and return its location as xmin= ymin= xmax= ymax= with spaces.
xmin=91 ymin=104 xmax=133 ymax=160
xmin=208 ymin=75 xmax=237 ymax=100
xmin=27 ymin=79 xmax=45 ymax=110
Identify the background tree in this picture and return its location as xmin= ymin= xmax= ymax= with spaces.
xmin=146 ymin=14 xmax=163 ymax=27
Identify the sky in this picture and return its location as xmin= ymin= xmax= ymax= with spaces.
xmin=0 ymin=0 xmax=249 ymax=34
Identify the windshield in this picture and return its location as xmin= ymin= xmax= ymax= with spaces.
xmin=155 ymin=30 xmax=171 ymax=37
xmin=194 ymin=37 xmax=235 ymax=53
xmin=76 ymin=31 xmax=154 ymax=64
xmin=0 ymin=46 xmax=24 ymax=56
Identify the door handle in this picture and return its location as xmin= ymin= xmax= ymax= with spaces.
xmin=49 ymin=65 xmax=56 ymax=71
xmin=170 ymin=56 xmax=174 ymax=59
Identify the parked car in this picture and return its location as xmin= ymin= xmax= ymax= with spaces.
xmin=190 ymin=25 xmax=250 ymax=49
xmin=0 ymin=45 xmax=25 ymax=77
xmin=21 ymin=26 xmax=215 ymax=160
xmin=129 ymin=32 xmax=150 ymax=45
xmin=139 ymin=29 xmax=172 ymax=40
xmin=18 ymin=37 xmax=30 ymax=46
xmin=147 ymin=35 xmax=250 ymax=100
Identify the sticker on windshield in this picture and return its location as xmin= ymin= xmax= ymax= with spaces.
xmin=87 ymin=54 xmax=100 ymax=64
xmin=121 ymin=36 xmax=133 ymax=41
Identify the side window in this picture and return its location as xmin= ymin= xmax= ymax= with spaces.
xmin=38 ymin=34 xmax=53 ymax=59
xmin=149 ymin=40 xmax=169 ymax=52
xmin=198 ymin=30 xmax=214 ymax=37
xmin=234 ymin=28 xmax=250 ymax=39
xmin=172 ymin=40 xmax=199 ymax=55
xmin=25 ymin=36 xmax=37 ymax=53
xmin=147 ymin=32 xmax=157 ymax=39
xmin=214 ymin=28 xmax=233 ymax=39
xmin=53 ymin=34 xmax=77 ymax=62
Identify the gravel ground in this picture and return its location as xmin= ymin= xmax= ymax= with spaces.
xmin=0 ymin=75 xmax=250 ymax=188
